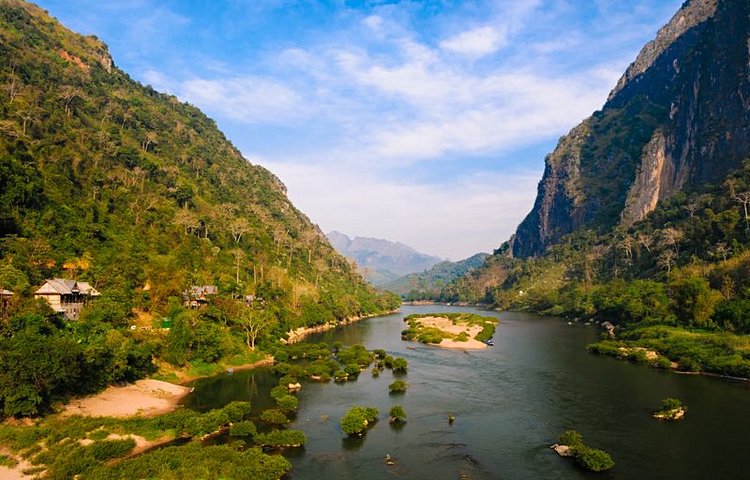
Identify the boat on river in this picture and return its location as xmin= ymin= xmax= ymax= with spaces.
xmin=485 ymin=339 xmax=494 ymax=346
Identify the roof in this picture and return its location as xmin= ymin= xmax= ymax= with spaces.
xmin=0 ymin=289 xmax=12 ymax=296
xmin=34 ymin=278 xmax=101 ymax=296
xmin=190 ymin=285 xmax=218 ymax=296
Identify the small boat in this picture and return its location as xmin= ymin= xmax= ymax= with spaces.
xmin=385 ymin=453 xmax=395 ymax=465
xmin=485 ymin=339 xmax=494 ymax=346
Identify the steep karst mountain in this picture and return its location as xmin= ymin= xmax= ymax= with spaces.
xmin=513 ymin=0 xmax=750 ymax=257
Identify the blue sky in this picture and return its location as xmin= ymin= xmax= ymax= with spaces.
xmin=36 ymin=0 xmax=683 ymax=260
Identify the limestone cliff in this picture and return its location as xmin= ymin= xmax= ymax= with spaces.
xmin=513 ymin=0 xmax=750 ymax=257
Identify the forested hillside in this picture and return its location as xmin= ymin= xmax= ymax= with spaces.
xmin=0 ymin=0 xmax=397 ymax=417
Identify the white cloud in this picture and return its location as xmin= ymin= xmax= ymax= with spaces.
xmin=177 ymin=77 xmax=305 ymax=124
xmin=258 ymin=157 xmax=540 ymax=260
xmin=440 ymin=26 xmax=508 ymax=58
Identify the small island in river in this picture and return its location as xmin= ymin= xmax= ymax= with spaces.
xmin=402 ymin=313 xmax=498 ymax=349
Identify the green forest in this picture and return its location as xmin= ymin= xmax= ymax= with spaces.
xmin=0 ymin=0 xmax=399 ymax=418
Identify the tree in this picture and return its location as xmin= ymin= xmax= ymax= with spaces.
xmin=734 ymin=191 xmax=750 ymax=233
xmin=230 ymin=248 xmax=246 ymax=284
xmin=659 ymin=227 xmax=683 ymax=254
xmin=173 ymin=209 xmax=200 ymax=235
xmin=670 ymin=276 xmax=723 ymax=328
xmin=234 ymin=308 xmax=274 ymax=350
xmin=340 ymin=406 xmax=378 ymax=437
xmin=657 ymin=250 xmax=676 ymax=274
xmin=230 ymin=218 xmax=251 ymax=244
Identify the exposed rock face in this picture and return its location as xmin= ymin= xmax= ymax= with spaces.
xmin=513 ymin=0 xmax=750 ymax=257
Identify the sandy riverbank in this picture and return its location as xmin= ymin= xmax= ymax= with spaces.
xmin=62 ymin=379 xmax=192 ymax=418
xmin=412 ymin=315 xmax=488 ymax=350
xmin=284 ymin=310 xmax=400 ymax=344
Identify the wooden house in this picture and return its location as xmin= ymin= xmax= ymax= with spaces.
xmin=34 ymin=278 xmax=101 ymax=320
xmin=0 ymin=289 xmax=12 ymax=312
xmin=183 ymin=285 xmax=218 ymax=308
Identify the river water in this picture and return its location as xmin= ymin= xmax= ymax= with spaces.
xmin=185 ymin=305 xmax=750 ymax=480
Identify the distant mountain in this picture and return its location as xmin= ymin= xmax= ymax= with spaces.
xmin=380 ymin=253 xmax=489 ymax=298
xmin=326 ymin=232 xmax=443 ymax=285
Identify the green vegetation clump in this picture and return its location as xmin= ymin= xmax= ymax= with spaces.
xmin=340 ymin=406 xmax=379 ymax=437
xmin=0 ymin=400 xmax=301 ymax=479
xmin=391 ymin=357 xmax=408 ymax=373
xmin=556 ymin=430 xmax=614 ymax=473
xmin=228 ymin=420 xmax=257 ymax=438
xmin=388 ymin=406 xmax=406 ymax=424
xmin=388 ymin=380 xmax=408 ymax=394
xmin=259 ymin=409 xmax=288 ymax=425
xmin=87 ymin=444 xmax=290 ymax=480
xmin=274 ymin=394 xmax=299 ymax=413
xmin=253 ymin=429 xmax=306 ymax=448
xmin=575 ymin=446 xmax=615 ymax=472
xmin=0 ymin=454 xmax=18 ymax=468
xmin=654 ymin=397 xmax=685 ymax=420
xmin=588 ymin=326 xmax=750 ymax=378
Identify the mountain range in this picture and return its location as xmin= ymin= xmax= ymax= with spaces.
xmin=326 ymin=231 xmax=443 ymax=285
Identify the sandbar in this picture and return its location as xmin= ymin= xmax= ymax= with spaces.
xmin=62 ymin=379 xmax=191 ymax=418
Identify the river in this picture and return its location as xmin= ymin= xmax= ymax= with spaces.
xmin=185 ymin=305 xmax=750 ymax=480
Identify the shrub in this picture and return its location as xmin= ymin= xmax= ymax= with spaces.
xmin=229 ymin=420 xmax=257 ymax=438
xmin=659 ymin=397 xmax=682 ymax=411
xmin=275 ymin=395 xmax=299 ymax=413
xmin=253 ymin=429 xmax=306 ymax=448
xmin=383 ymin=355 xmax=394 ymax=368
xmin=391 ymin=357 xmax=408 ymax=373
xmin=88 ymin=438 xmax=136 ymax=461
xmin=388 ymin=380 xmax=408 ymax=394
xmin=653 ymin=356 xmax=672 ymax=369
xmin=340 ymin=406 xmax=378 ymax=437
xmin=222 ymin=401 xmax=252 ymax=423
xmin=259 ymin=409 xmax=288 ymax=425
xmin=575 ymin=446 xmax=614 ymax=472
xmin=558 ymin=430 xmax=583 ymax=448
xmin=270 ymin=385 xmax=289 ymax=400
xmin=388 ymin=406 xmax=406 ymax=423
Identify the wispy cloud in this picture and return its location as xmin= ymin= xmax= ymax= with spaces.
xmin=440 ymin=26 xmax=509 ymax=58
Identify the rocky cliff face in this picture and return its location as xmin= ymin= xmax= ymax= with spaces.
xmin=513 ymin=0 xmax=750 ymax=257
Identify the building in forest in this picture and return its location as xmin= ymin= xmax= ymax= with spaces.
xmin=184 ymin=285 xmax=218 ymax=308
xmin=34 ymin=278 xmax=101 ymax=320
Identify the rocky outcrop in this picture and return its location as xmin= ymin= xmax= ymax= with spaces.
xmin=512 ymin=0 xmax=750 ymax=257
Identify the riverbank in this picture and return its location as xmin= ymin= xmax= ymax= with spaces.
xmin=62 ymin=379 xmax=192 ymax=418
xmin=284 ymin=310 xmax=400 ymax=344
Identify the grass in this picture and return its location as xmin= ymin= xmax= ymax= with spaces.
xmin=154 ymin=350 xmax=269 ymax=383
xmin=0 ymin=454 xmax=18 ymax=468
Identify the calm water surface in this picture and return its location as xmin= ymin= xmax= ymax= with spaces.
xmin=186 ymin=305 xmax=750 ymax=480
